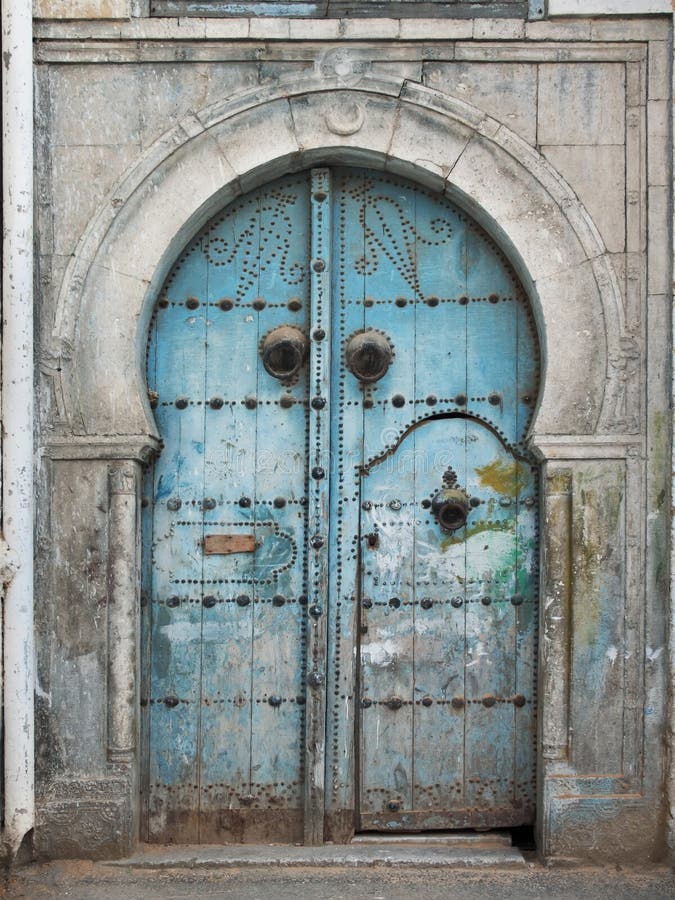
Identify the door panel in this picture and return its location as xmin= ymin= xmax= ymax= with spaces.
xmin=326 ymin=169 xmax=538 ymax=833
xmin=143 ymin=167 xmax=540 ymax=843
xmin=144 ymin=172 xmax=312 ymax=843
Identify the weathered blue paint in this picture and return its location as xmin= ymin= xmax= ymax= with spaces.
xmin=325 ymin=169 xmax=539 ymax=833
xmin=144 ymin=167 xmax=539 ymax=843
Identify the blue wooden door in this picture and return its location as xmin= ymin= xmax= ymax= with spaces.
xmin=143 ymin=168 xmax=539 ymax=843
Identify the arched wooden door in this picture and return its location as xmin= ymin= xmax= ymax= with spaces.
xmin=142 ymin=168 xmax=540 ymax=844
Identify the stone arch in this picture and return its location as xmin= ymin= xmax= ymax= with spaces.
xmin=48 ymin=73 xmax=626 ymax=449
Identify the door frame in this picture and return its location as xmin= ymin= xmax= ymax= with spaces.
xmin=44 ymin=75 xmax=648 ymax=859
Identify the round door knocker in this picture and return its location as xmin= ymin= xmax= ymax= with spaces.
xmin=345 ymin=329 xmax=394 ymax=384
xmin=431 ymin=488 xmax=470 ymax=533
xmin=261 ymin=325 xmax=308 ymax=382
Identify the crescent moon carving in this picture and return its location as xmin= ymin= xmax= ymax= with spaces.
xmin=325 ymin=102 xmax=365 ymax=136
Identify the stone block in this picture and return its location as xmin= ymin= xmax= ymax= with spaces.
xmin=648 ymin=40 xmax=670 ymax=101
xmin=399 ymin=18 xmax=472 ymax=40
xmin=387 ymin=102 xmax=472 ymax=184
xmin=290 ymin=91 xmax=397 ymax=167
xmin=647 ymin=185 xmax=670 ymax=296
xmin=34 ymin=0 xmax=131 ymax=16
xmin=337 ymin=18 xmax=400 ymax=40
xmin=524 ymin=20 xmax=591 ymax=41
xmin=248 ymin=17 xmax=290 ymax=40
xmin=538 ymin=63 xmax=625 ymax=146
xmin=49 ymin=66 xmax=141 ymax=147
xmin=424 ymin=62 xmax=537 ymax=145
xmin=51 ymin=144 xmax=141 ymax=257
xmin=541 ymin=145 xmax=626 ymax=254
xmin=472 ymin=18 xmax=525 ymax=40
xmin=647 ymin=100 xmax=669 ymax=187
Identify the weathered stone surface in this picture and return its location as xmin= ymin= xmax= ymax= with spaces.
xmin=35 ymin=0 xmax=132 ymax=17
xmin=424 ymin=62 xmax=537 ymax=144
xmin=541 ymin=144 xmax=626 ymax=253
xmin=538 ymin=63 xmax=626 ymax=146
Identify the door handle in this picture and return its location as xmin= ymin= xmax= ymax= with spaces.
xmin=261 ymin=325 xmax=308 ymax=381
xmin=346 ymin=329 xmax=393 ymax=384
xmin=431 ymin=489 xmax=470 ymax=533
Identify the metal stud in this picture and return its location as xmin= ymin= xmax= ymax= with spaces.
xmin=387 ymin=800 xmax=401 ymax=811
xmin=451 ymin=596 xmax=463 ymax=608
xmin=451 ymin=697 xmax=465 ymax=709
xmin=420 ymin=598 xmax=433 ymax=610
xmin=362 ymin=501 xmax=372 ymax=511
xmin=362 ymin=698 xmax=372 ymax=708
xmin=426 ymin=395 xmax=437 ymax=406
xmin=167 ymin=498 xmax=182 ymax=511
xmin=389 ymin=597 xmax=401 ymax=609
xmin=273 ymin=497 xmax=286 ymax=508
xmin=313 ymin=328 xmax=325 ymax=341
xmin=311 ymin=396 xmax=326 ymax=410
xmin=309 ymin=604 xmax=323 ymax=618
xmin=245 ymin=396 xmax=257 ymax=409
xmin=280 ymin=394 xmax=294 ymax=409
xmin=175 ymin=397 xmax=189 ymax=409
xmin=252 ymin=297 xmax=266 ymax=311
xmin=488 ymin=392 xmax=501 ymax=406
xmin=166 ymin=596 xmax=180 ymax=608
xmin=455 ymin=394 xmax=467 ymax=406
xmin=288 ymin=298 xmax=302 ymax=312
xmin=186 ymin=296 xmax=200 ymax=310
xmin=387 ymin=696 xmax=403 ymax=710
xmin=422 ymin=697 xmax=433 ymax=707
xmin=481 ymin=596 xmax=492 ymax=606
xmin=513 ymin=695 xmax=527 ymax=707
xmin=239 ymin=496 xmax=251 ymax=508
xmin=202 ymin=498 xmax=216 ymax=511
xmin=311 ymin=534 xmax=324 ymax=549
xmin=389 ymin=499 xmax=402 ymax=511
xmin=268 ymin=695 xmax=282 ymax=707
xmin=164 ymin=696 xmax=179 ymax=708
xmin=511 ymin=594 xmax=524 ymax=606
xmin=218 ymin=297 xmax=234 ymax=311
xmin=312 ymin=258 xmax=326 ymax=273
xmin=273 ymin=595 xmax=286 ymax=607
xmin=482 ymin=694 xmax=496 ymax=708
xmin=308 ymin=671 xmax=324 ymax=688
xmin=312 ymin=466 xmax=325 ymax=480
xmin=236 ymin=594 xmax=251 ymax=607
xmin=469 ymin=497 xmax=481 ymax=508
xmin=209 ymin=397 xmax=224 ymax=410
xmin=392 ymin=394 xmax=405 ymax=408
xmin=362 ymin=598 xmax=373 ymax=609
xmin=425 ymin=295 xmax=439 ymax=307
xmin=203 ymin=595 xmax=216 ymax=608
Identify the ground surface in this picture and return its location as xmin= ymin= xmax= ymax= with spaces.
xmin=2 ymin=860 xmax=674 ymax=900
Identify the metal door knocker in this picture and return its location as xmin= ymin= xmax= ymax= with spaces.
xmin=261 ymin=325 xmax=308 ymax=381
xmin=431 ymin=489 xmax=470 ymax=532
xmin=345 ymin=329 xmax=394 ymax=383
xmin=430 ymin=465 xmax=470 ymax=533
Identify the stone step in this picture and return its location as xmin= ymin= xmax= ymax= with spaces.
xmin=110 ymin=841 xmax=526 ymax=870
xmin=352 ymin=830 xmax=513 ymax=849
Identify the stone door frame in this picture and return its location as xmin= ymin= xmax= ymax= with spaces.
xmin=42 ymin=72 xmax=657 ymax=859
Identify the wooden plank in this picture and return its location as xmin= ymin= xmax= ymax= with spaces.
xmin=303 ymin=168 xmax=332 ymax=845
xmin=203 ymin=533 xmax=256 ymax=555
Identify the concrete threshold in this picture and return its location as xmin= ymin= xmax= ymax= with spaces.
xmin=110 ymin=833 xmax=526 ymax=869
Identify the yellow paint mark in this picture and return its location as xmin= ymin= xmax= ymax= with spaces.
xmin=475 ymin=459 xmax=527 ymax=497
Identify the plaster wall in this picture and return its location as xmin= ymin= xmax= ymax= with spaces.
xmin=31 ymin=13 xmax=672 ymax=862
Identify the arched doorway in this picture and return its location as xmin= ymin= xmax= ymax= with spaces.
xmin=142 ymin=167 xmax=540 ymax=844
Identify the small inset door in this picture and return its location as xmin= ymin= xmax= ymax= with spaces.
xmin=142 ymin=167 xmax=539 ymax=843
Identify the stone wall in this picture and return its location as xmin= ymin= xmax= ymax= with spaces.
xmin=32 ymin=11 xmax=672 ymax=862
